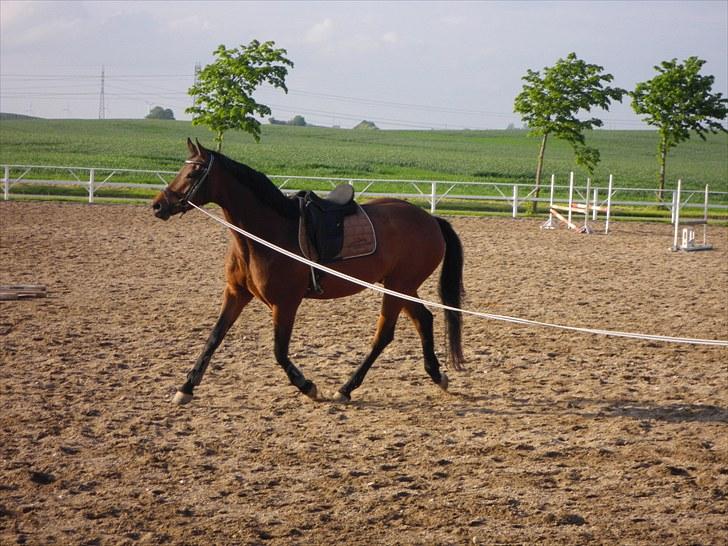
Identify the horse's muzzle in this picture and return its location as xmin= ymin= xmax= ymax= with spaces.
xmin=152 ymin=192 xmax=173 ymax=220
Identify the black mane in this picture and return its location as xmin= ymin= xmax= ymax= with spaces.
xmin=212 ymin=152 xmax=299 ymax=219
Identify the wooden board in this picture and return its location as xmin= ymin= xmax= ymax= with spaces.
xmin=549 ymin=208 xmax=578 ymax=230
xmin=551 ymin=204 xmax=608 ymax=213
xmin=0 ymin=285 xmax=47 ymax=301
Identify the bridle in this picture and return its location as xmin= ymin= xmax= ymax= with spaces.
xmin=180 ymin=153 xmax=215 ymax=209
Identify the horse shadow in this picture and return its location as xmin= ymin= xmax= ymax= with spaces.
xmin=438 ymin=391 xmax=728 ymax=424
xmin=600 ymin=400 xmax=728 ymax=423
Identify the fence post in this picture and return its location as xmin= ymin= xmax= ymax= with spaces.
xmin=672 ymin=179 xmax=682 ymax=251
xmin=430 ymin=181 xmax=436 ymax=214
xmin=89 ymin=168 xmax=95 ymax=203
xmin=3 ymin=165 xmax=9 ymax=201
xmin=605 ymin=174 xmax=613 ymax=235
xmin=567 ymin=172 xmax=575 ymax=227
xmin=583 ymin=177 xmax=591 ymax=230
xmin=512 ymin=184 xmax=518 ymax=218
xmin=702 ymin=184 xmax=709 ymax=245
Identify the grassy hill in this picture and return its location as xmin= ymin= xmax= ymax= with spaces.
xmin=0 ymin=119 xmax=726 ymax=194
xmin=0 ymin=113 xmax=42 ymax=120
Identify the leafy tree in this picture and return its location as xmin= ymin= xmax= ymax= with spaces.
xmin=354 ymin=120 xmax=379 ymax=130
xmin=514 ymin=52 xmax=625 ymax=213
xmin=187 ymin=40 xmax=294 ymax=150
xmin=145 ymin=106 xmax=175 ymax=120
xmin=631 ymin=57 xmax=727 ymax=201
xmin=290 ymin=115 xmax=307 ymax=127
xmin=267 ymin=115 xmax=307 ymax=126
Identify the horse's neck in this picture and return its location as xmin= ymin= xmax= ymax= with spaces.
xmin=215 ymin=175 xmax=295 ymax=247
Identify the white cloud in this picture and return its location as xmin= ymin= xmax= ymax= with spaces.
xmin=0 ymin=0 xmax=86 ymax=47
xmin=0 ymin=0 xmax=32 ymax=26
xmin=166 ymin=15 xmax=211 ymax=33
xmin=381 ymin=31 xmax=399 ymax=45
xmin=305 ymin=18 xmax=334 ymax=44
xmin=441 ymin=15 xmax=467 ymax=26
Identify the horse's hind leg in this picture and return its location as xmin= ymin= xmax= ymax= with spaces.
xmin=173 ymin=285 xmax=252 ymax=404
xmin=403 ymin=300 xmax=448 ymax=391
xmin=335 ymin=294 xmax=403 ymax=402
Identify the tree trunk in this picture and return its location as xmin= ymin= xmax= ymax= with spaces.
xmin=216 ymin=131 xmax=224 ymax=152
xmin=529 ymin=133 xmax=548 ymax=214
xmin=657 ymin=135 xmax=667 ymax=203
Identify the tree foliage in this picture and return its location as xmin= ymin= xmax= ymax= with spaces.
xmin=268 ymin=115 xmax=308 ymax=126
xmin=290 ymin=115 xmax=307 ymax=126
xmin=514 ymin=52 xmax=625 ymax=212
xmin=354 ymin=120 xmax=379 ymax=130
xmin=145 ymin=106 xmax=175 ymax=120
xmin=630 ymin=57 xmax=727 ymax=200
xmin=187 ymin=40 xmax=293 ymax=150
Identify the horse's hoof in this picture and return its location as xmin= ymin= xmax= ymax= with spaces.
xmin=305 ymin=383 xmax=322 ymax=402
xmin=439 ymin=372 xmax=449 ymax=392
xmin=172 ymin=390 xmax=193 ymax=405
xmin=332 ymin=391 xmax=351 ymax=403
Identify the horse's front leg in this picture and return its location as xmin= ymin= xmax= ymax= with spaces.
xmin=272 ymin=303 xmax=321 ymax=401
xmin=173 ymin=285 xmax=252 ymax=405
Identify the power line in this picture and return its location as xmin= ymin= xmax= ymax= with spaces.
xmin=1 ymin=73 xmax=193 ymax=79
xmin=98 ymin=66 xmax=105 ymax=120
xmin=286 ymin=88 xmax=515 ymax=118
xmin=0 ymin=71 xmax=650 ymax=128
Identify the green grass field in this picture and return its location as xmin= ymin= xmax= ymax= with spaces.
xmin=1 ymin=119 xmax=726 ymax=215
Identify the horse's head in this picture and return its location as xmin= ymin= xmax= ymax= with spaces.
xmin=152 ymin=138 xmax=215 ymax=220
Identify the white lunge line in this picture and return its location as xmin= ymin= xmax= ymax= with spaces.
xmin=189 ymin=203 xmax=728 ymax=348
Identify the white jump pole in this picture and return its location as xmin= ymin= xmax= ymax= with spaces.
xmin=605 ymin=174 xmax=613 ymax=235
xmin=512 ymin=184 xmax=518 ymax=218
xmin=672 ymin=178 xmax=682 ymax=251
xmin=703 ymin=184 xmax=709 ymax=245
xmin=583 ymin=177 xmax=591 ymax=231
xmin=3 ymin=165 xmax=9 ymax=201
xmin=549 ymin=174 xmax=555 ymax=209
xmin=567 ymin=171 xmax=574 ymax=227
xmin=592 ymin=187 xmax=599 ymax=221
xmin=541 ymin=174 xmax=556 ymax=229
xmin=89 ymin=168 xmax=95 ymax=204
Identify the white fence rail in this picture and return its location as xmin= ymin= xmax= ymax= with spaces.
xmin=3 ymin=164 xmax=727 ymax=217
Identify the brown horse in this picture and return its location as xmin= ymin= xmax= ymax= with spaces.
xmin=152 ymin=139 xmax=464 ymax=404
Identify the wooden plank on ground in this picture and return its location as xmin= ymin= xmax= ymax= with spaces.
xmin=0 ymin=285 xmax=47 ymax=301
xmin=549 ymin=208 xmax=578 ymax=231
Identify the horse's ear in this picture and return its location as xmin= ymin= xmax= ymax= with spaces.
xmin=193 ymin=138 xmax=211 ymax=161
xmin=186 ymin=137 xmax=197 ymax=157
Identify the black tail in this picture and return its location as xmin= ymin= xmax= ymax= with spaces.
xmin=435 ymin=217 xmax=465 ymax=370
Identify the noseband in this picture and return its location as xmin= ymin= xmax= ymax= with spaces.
xmin=178 ymin=153 xmax=215 ymax=209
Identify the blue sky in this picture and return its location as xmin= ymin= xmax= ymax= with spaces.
xmin=1 ymin=0 xmax=726 ymax=129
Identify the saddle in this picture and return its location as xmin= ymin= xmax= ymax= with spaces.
xmin=297 ymin=184 xmax=357 ymax=263
xmin=297 ymin=185 xmax=376 ymax=293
